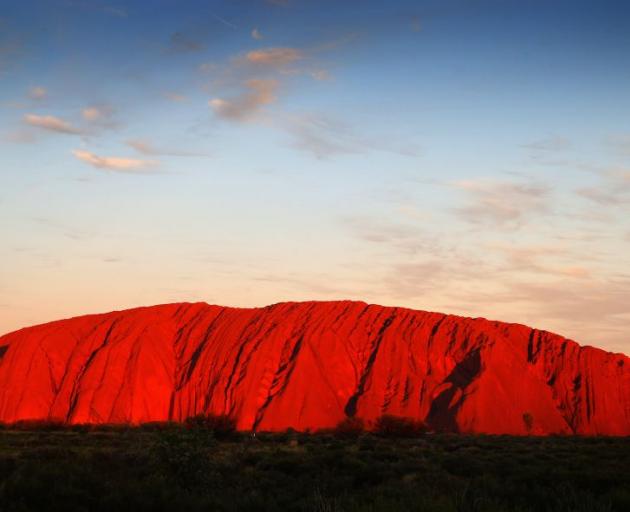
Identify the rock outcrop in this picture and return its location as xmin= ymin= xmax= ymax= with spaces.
xmin=0 ymin=301 xmax=628 ymax=434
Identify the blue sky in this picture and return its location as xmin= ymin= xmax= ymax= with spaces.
xmin=1 ymin=0 xmax=630 ymax=353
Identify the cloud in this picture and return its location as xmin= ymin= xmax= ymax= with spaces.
xmin=285 ymin=113 xmax=421 ymax=159
xmin=101 ymin=5 xmax=126 ymax=17
xmin=494 ymin=245 xmax=592 ymax=280
xmin=169 ymin=31 xmax=204 ymax=53
xmin=28 ymin=86 xmax=47 ymax=100
xmin=163 ymin=91 xmax=187 ymax=102
xmin=577 ymin=187 xmax=621 ymax=206
xmin=81 ymin=104 xmax=115 ymax=124
xmin=310 ymin=69 xmax=331 ymax=81
xmin=64 ymin=1 xmax=127 ymax=17
xmin=246 ymin=47 xmax=302 ymax=67
xmin=607 ymin=134 xmax=630 ymax=157
xmin=79 ymin=104 xmax=120 ymax=131
xmin=126 ymin=139 xmax=209 ymax=157
xmin=577 ymin=168 xmax=630 ymax=206
xmin=209 ymin=79 xmax=278 ymax=121
xmin=342 ymin=215 xmax=436 ymax=256
xmin=198 ymin=62 xmax=217 ymax=74
xmin=522 ymin=135 xmax=571 ymax=152
xmin=478 ymin=277 xmax=630 ymax=351
xmin=82 ymin=106 xmax=103 ymax=121
xmin=3 ymin=129 xmax=37 ymax=144
xmin=410 ymin=16 xmax=422 ymax=32
xmin=286 ymin=114 xmax=365 ymax=158
xmin=210 ymin=12 xmax=237 ymax=30
xmin=72 ymin=149 xmax=157 ymax=173
xmin=0 ymin=21 xmax=23 ymax=75
xmin=24 ymin=114 xmax=82 ymax=135
xmin=251 ymin=28 xmax=263 ymax=40
xmin=452 ymin=179 xmax=550 ymax=226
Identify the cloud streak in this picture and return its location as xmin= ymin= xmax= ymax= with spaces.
xmin=522 ymin=135 xmax=571 ymax=152
xmin=24 ymin=114 xmax=83 ymax=135
xmin=577 ymin=169 xmax=630 ymax=207
xmin=72 ymin=149 xmax=157 ymax=173
xmin=452 ymin=179 xmax=550 ymax=226
xmin=126 ymin=139 xmax=209 ymax=157
xmin=209 ymin=79 xmax=278 ymax=121
xmin=245 ymin=47 xmax=302 ymax=67
xmin=28 ymin=86 xmax=47 ymax=100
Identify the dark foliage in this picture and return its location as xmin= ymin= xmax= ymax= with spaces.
xmin=0 ymin=428 xmax=628 ymax=511
xmin=373 ymin=414 xmax=428 ymax=437
xmin=183 ymin=414 xmax=237 ymax=439
xmin=332 ymin=417 xmax=366 ymax=438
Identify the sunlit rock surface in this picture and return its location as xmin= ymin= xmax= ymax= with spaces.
xmin=0 ymin=301 xmax=628 ymax=434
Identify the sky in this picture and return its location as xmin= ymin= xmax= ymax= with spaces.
xmin=1 ymin=0 xmax=630 ymax=354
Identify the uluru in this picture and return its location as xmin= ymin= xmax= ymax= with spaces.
xmin=0 ymin=301 xmax=627 ymax=435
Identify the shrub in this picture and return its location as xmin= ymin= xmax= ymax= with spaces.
xmin=151 ymin=428 xmax=215 ymax=491
xmin=184 ymin=413 xmax=237 ymax=439
xmin=138 ymin=421 xmax=181 ymax=432
xmin=333 ymin=417 xmax=365 ymax=438
xmin=8 ymin=419 xmax=65 ymax=431
xmin=373 ymin=415 xmax=427 ymax=438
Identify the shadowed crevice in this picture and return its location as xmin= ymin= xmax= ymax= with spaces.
xmin=426 ymin=348 xmax=482 ymax=433
xmin=344 ymin=312 xmax=396 ymax=417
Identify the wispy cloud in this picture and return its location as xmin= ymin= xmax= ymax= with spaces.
xmin=245 ymin=47 xmax=302 ymax=67
xmin=210 ymin=12 xmax=237 ymax=30
xmin=493 ymin=245 xmax=592 ymax=279
xmin=28 ymin=86 xmax=47 ymax=100
xmin=209 ymin=79 xmax=278 ymax=121
xmin=410 ymin=16 xmax=422 ymax=32
xmin=24 ymin=114 xmax=83 ymax=135
xmin=82 ymin=106 xmax=105 ymax=121
xmin=126 ymin=139 xmax=209 ymax=157
xmin=452 ymin=179 xmax=550 ymax=226
xmin=251 ymin=28 xmax=263 ymax=40
xmin=577 ymin=168 xmax=630 ymax=206
xmin=163 ymin=91 xmax=187 ymax=102
xmin=72 ymin=149 xmax=157 ymax=173
xmin=167 ymin=13 xmax=236 ymax=55
xmin=286 ymin=114 xmax=364 ymax=158
xmin=607 ymin=134 xmax=630 ymax=157
xmin=310 ymin=69 xmax=331 ymax=81
xmin=285 ymin=113 xmax=421 ymax=159
xmin=522 ymin=135 xmax=571 ymax=152
xmin=169 ymin=31 xmax=204 ymax=53
xmin=342 ymin=215 xmax=435 ymax=255
xmin=81 ymin=105 xmax=117 ymax=129
xmin=0 ymin=20 xmax=23 ymax=76
xmin=64 ymin=1 xmax=127 ymax=18
xmin=3 ymin=129 xmax=37 ymax=144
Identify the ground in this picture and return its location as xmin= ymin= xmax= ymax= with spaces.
xmin=0 ymin=426 xmax=628 ymax=511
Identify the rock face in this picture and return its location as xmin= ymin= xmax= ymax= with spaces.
xmin=0 ymin=301 xmax=628 ymax=435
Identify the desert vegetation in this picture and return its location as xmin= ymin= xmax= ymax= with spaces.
xmin=0 ymin=415 xmax=628 ymax=511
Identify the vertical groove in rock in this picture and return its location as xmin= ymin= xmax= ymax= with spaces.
xmin=0 ymin=301 xmax=627 ymax=435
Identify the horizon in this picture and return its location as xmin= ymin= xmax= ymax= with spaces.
xmin=1 ymin=0 xmax=630 ymax=354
